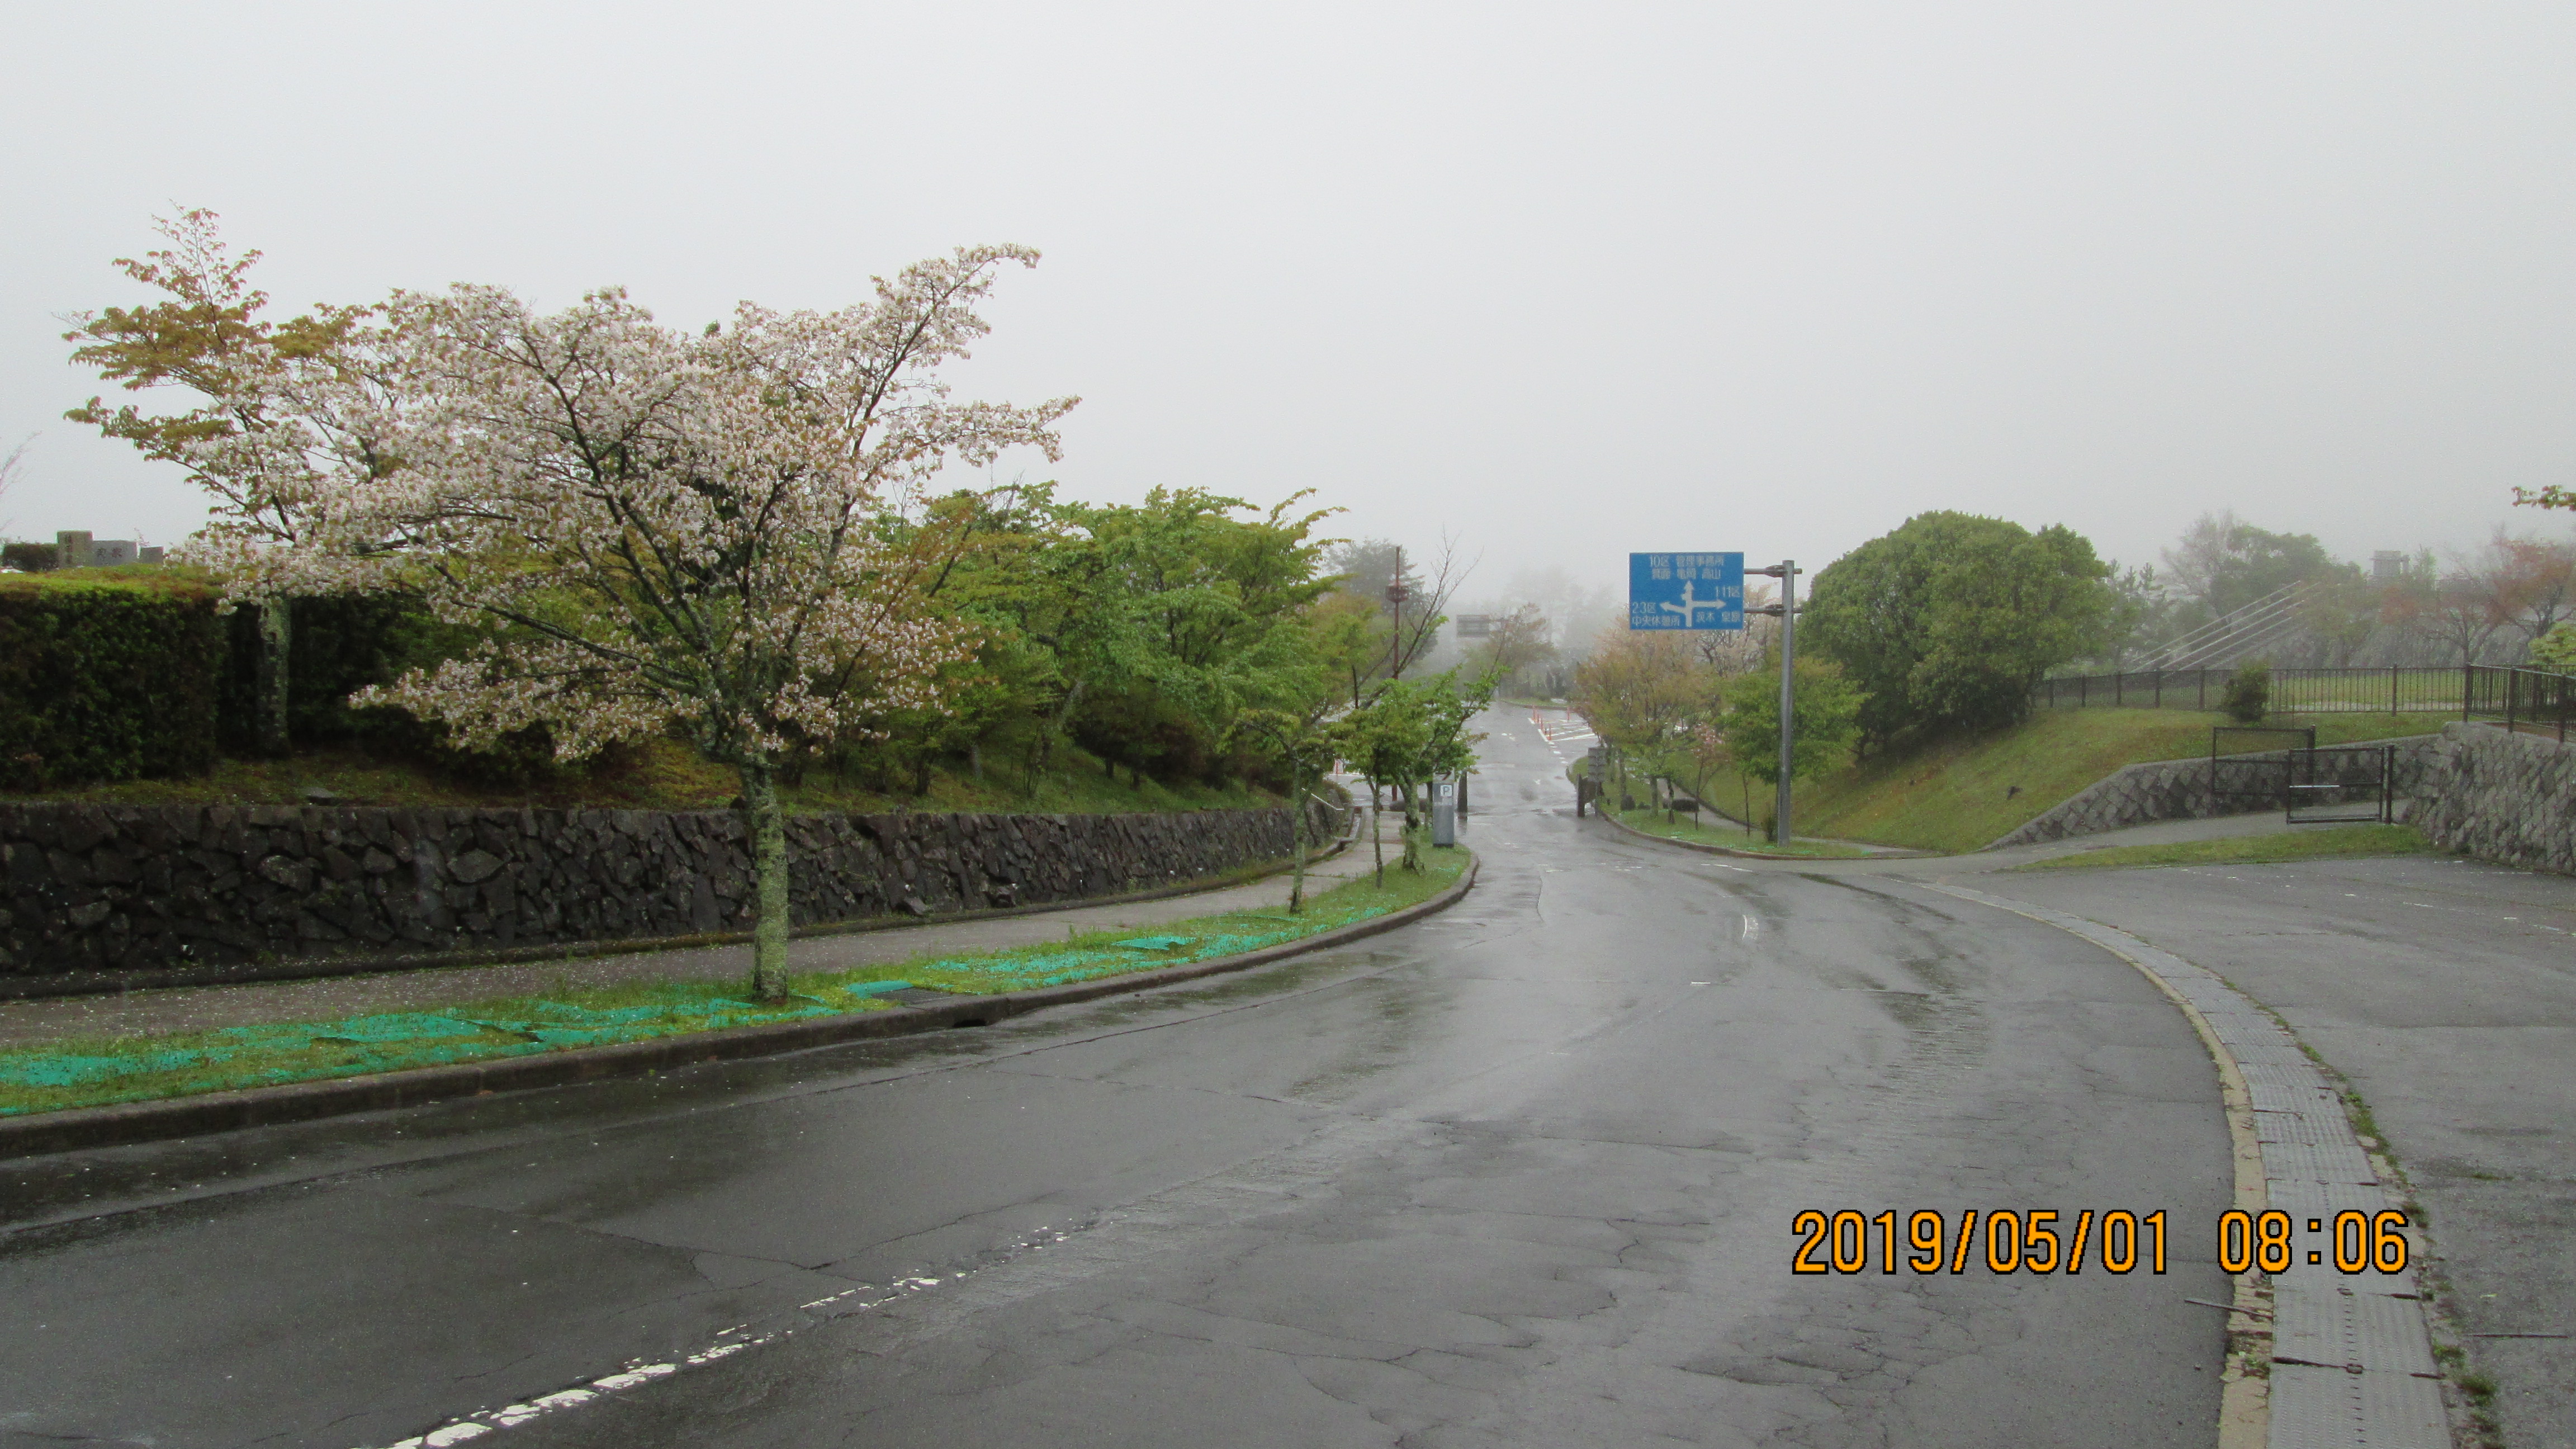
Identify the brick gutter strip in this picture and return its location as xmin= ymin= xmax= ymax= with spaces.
xmin=0 ymin=854 xmax=1475 ymax=1161
xmin=1924 ymin=882 xmax=2454 ymax=1449
xmin=0 ymin=835 xmax=1358 ymax=1003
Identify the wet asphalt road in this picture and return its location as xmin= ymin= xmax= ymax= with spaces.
xmin=1 ymin=713 xmax=2239 ymax=1448
xmin=1994 ymin=854 xmax=2576 ymax=1449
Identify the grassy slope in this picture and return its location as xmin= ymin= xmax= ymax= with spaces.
xmin=0 ymin=850 xmax=1467 ymax=1117
xmin=1680 ymin=709 xmax=2448 ymax=854
xmin=2013 ymin=823 xmax=2437 ymax=872
xmin=4 ymin=736 xmax=1285 ymax=817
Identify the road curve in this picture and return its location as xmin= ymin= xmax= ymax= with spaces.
xmin=0 ymin=710 xmax=2237 ymax=1448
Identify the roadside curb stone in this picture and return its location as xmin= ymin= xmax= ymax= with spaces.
xmin=1925 ymin=882 xmax=2451 ymax=1449
xmin=0 ymin=854 xmax=1476 ymax=1161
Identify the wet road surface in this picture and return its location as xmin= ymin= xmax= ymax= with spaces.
xmin=1995 ymin=854 xmax=2576 ymax=1449
xmin=1 ymin=712 xmax=2238 ymax=1448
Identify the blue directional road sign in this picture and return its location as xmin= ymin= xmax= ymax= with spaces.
xmin=1628 ymin=552 xmax=1745 ymax=630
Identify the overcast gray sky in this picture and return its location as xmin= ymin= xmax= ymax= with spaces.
xmin=6 ymin=2 xmax=2572 ymax=598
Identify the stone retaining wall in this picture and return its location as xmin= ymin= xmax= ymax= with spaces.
xmin=2411 ymin=722 xmax=2576 ymax=872
xmin=1984 ymin=736 xmax=2442 ymax=849
xmin=0 ymin=801 xmax=1340 ymax=981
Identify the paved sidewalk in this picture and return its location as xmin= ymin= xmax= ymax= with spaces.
xmin=0 ymin=811 xmax=1409 ymax=1049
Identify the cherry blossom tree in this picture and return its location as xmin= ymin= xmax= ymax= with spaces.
xmin=226 ymin=247 xmax=1073 ymax=998
xmin=64 ymin=211 xmax=376 ymax=754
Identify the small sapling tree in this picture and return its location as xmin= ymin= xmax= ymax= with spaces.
xmin=1721 ymin=658 xmax=1862 ymax=839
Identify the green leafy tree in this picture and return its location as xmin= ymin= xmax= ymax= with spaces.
xmin=922 ymin=483 xmax=1338 ymax=793
xmin=2091 ymin=562 xmax=2177 ymax=669
xmin=1720 ymin=657 xmax=1860 ymax=832
xmin=1331 ymin=685 xmax=1428 ymax=885
xmin=1235 ymin=703 xmax=1337 ymax=910
xmin=1804 ymin=511 xmax=2111 ymax=746
xmin=1329 ymin=669 xmax=1493 ymax=878
xmin=2163 ymin=512 xmax=2341 ymax=618
xmin=1570 ymin=629 xmax=1700 ymax=809
xmin=2530 ymin=621 xmax=2576 ymax=674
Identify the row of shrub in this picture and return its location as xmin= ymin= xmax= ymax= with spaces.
xmin=0 ymin=563 xmax=1308 ymax=797
xmin=0 ymin=571 xmax=226 ymax=789
xmin=0 ymin=568 xmax=481 ymax=792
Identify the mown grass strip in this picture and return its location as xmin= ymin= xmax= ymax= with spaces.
xmin=2011 ymin=824 xmax=2438 ymax=872
xmin=0 ymin=850 xmax=1468 ymax=1119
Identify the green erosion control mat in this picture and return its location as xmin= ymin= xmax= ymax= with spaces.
xmin=0 ymin=852 xmax=1467 ymax=1119
xmin=0 ymin=986 xmax=913 ymax=1113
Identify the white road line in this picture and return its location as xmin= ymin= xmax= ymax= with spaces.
xmin=357 ymin=1228 xmax=1083 ymax=1448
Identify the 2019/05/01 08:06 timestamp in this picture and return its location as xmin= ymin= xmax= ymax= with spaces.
xmin=1791 ymin=1209 xmax=2412 ymax=1276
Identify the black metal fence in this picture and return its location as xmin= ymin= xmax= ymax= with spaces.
xmin=2465 ymin=665 xmax=2576 ymax=744
xmin=2036 ymin=666 xmax=2468 ymax=714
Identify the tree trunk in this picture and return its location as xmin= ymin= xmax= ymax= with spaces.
xmin=254 ymin=598 xmax=292 ymax=759
xmin=1031 ymin=680 xmax=1086 ymax=795
xmin=1370 ymin=785 xmax=1385 ymax=888
xmin=1288 ymin=763 xmax=1309 ymax=914
xmin=740 ymin=763 xmax=793 ymax=1001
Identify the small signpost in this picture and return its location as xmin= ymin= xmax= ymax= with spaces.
xmin=1455 ymin=614 xmax=1494 ymax=638
xmin=1627 ymin=553 xmax=1745 ymax=631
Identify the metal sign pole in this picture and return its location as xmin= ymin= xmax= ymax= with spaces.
xmin=1750 ymin=561 xmax=1800 ymax=843
xmin=1775 ymin=561 xmax=1797 ymax=844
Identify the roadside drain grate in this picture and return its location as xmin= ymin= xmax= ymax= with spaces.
xmin=880 ymin=987 xmax=959 ymax=1008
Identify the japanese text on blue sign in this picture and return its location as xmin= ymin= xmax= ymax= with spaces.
xmin=1628 ymin=552 xmax=1746 ymax=631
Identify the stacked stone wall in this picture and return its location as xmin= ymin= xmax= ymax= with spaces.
xmin=0 ymin=801 xmax=1339 ymax=981
xmin=1984 ymin=736 xmax=2442 ymax=849
xmin=2411 ymin=722 xmax=2576 ymax=873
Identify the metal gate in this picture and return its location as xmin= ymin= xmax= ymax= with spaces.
xmin=2285 ymin=744 xmax=2397 ymax=825
xmin=2211 ymin=726 xmax=2314 ymax=815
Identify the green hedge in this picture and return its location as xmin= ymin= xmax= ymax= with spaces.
xmin=0 ymin=571 xmax=480 ymax=788
xmin=0 ymin=570 xmax=225 ymax=788
xmin=216 ymin=593 xmax=465 ymax=756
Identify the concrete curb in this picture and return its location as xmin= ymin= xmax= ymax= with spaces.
xmin=1590 ymin=806 xmax=1928 ymax=862
xmin=0 ymin=854 xmax=1476 ymax=1161
xmin=1920 ymin=880 xmax=2452 ymax=1449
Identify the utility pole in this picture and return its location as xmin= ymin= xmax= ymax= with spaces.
xmin=1384 ymin=576 xmax=1410 ymax=683
xmin=1750 ymin=561 xmax=1801 ymax=844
